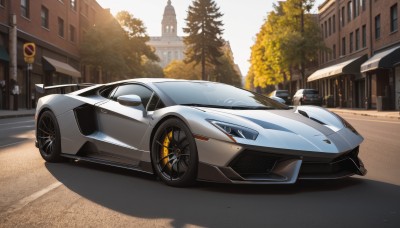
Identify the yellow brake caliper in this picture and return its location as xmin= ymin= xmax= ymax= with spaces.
xmin=161 ymin=131 xmax=173 ymax=169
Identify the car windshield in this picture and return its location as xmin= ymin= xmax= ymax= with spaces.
xmin=155 ymin=81 xmax=289 ymax=110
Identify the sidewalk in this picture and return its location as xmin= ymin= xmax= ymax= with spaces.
xmin=328 ymin=108 xmax=400 ymax=120
xmin=0 ymin=109 xmax=36 ymax=119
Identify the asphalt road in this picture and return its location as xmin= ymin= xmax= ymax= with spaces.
xmin=0 ymin=114 xmax=399 ymax=227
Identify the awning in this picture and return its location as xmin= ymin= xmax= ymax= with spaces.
xmin=0 ymin=46 xmax=9 ymax=61
xmin=42 ymin=56 xmax=81 ymax=78
xmin=360 ymin=45 xmax=400 ymax=73
xmin=307 ymin=55 xmax=367 ymax=82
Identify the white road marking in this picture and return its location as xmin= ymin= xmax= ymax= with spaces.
xmin=0 ymin=140 xmax=29 ymax=148
xmin=0 ymin=125 xmax=35 ymax=131
xmin=344 ymin=117 xmax=400 ymax=124
xmin=5 ymin=182 xmax=62 ymax=214
xmin=0 ymin=120 xmax=34 ymax=126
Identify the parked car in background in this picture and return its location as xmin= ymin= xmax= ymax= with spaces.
xmin=292 ymin=89 xmax=322 ymax=106
xmin=268 ymin=90 xmax=291 ymax=105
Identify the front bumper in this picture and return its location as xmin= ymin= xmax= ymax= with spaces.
xmin=197 ymin=146 xmax=367 ymax=184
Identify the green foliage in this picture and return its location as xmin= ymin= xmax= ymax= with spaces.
xmin=164 ymin=51 xmax=242 ymax=87
xmin=141 ymin=60 xmax=165 ymax=78
xmin=248 ymin=0 xmax=325 ymax=89
xmin=164 ymin=60 xmax=202 ymax=80
xmin=80 ymin=11 xmax=159 ymax=82
xmin=183 ymin=0 xmax=225 ymax=80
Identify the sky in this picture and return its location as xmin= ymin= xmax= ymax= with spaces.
xmin=96 ymin=0 xmax=325 ymax=77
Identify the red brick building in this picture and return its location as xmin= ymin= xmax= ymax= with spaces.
xmin=0 ymin=0 xmax=108 ymax=110
xmin=309 ymin=0 xmax=400 ymax=110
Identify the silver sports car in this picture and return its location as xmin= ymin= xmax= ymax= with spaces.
xmin=35 ymin=78 xmax=366 ymax=187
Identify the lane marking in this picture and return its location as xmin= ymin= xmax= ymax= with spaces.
xmin=5 ymin=182 xmax=62 ymax=214
xmin=344 ymin=117 xmax=400 ymax=124
xmin=0 ymin=125 xmax=35 ymax=131
xmin=0 ymin=120 xmax=34 ymax=126
xmin=0 ymin=140 xmax=30 ymax=148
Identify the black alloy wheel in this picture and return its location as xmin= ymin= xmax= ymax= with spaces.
xmin=151 ymin=118 xmax=198 ymax=187
xmin=37 ymin=111 xmax=63 ymax=162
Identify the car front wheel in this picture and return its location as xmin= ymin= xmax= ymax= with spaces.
xmin=151 ymin=118 xmax=198 ymax=187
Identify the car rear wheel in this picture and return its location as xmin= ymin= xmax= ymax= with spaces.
xmin=151 ymin=118 xmax=198 ymax=187
xmin=37 ymin=111 xmax=63 ymax=162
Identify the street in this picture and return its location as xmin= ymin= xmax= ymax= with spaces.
xmin=0 ymin=114 xmax=399 ymax=227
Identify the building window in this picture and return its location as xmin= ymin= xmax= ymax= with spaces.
xmin=355 ymin=28 xmax=360 ymax=50
xmin=333 ymin=15 xmax=336 ymax=33
xmin=69 ymin=25 xmax=76 ymax=42
xmin=347 ymin=1 xmax=352 ymax=22
xmin=321 ymin=24 xmax=324 ymax=37
xmin=41 ymin=6 xmax=49 ymax=29
xmin=391 ymin=4 xmax=398 ymax=32
xmin=341 ymin=7 xmax=345 ymax=27
xmin=361 ymin=0 xmax=366 ymax=11
xmin=349 ymin=32 xmax=353 ymax=53
xmin=324 ymin=21 xmax=327 ymax=38
xmin=333 ymin=44 xmax=336 ymax=59
xmin=328 ymin=18 xmax=332 ymax=36
xmin=354 ymin=0 xmax=360 ymax=18
xmin=375 ymin=14 xmax=381 ymax=39
xmin=362 ymin=24 xmax=367 ymax=48
xmin=342 ymin=37 xmax=346 ymax=56
xmin=21 ymin=0 xmax=30 ymax=18
xmin=70 ymin=0 xmax=77 ymax=11
xmin=58 ymin=18 xmax=64 ymax=37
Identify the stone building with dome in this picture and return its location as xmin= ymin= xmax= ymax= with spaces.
xmin=147 ymin=0 xmax=185 ymax=68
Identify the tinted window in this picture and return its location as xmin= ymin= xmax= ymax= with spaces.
xmin=111 ymin=84 xmax=153 ymax=107
xmin=147 ymin=94 xmax=165 ymax=111
xmin=276 ymin=91 xmax=289 ymax=97
xmin=155 ymin=81 xmax=288 ymax=110
xmin=304 ymin=90 xmax=319 ymax=95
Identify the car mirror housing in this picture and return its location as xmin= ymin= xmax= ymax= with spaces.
xmin=117 ymin=95 xmax=142 ymax=107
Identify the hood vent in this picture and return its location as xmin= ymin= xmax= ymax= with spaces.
xmin=297 ymin=109 xmax=326 ymax=125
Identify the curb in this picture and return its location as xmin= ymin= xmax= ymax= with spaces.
xmin=331 ymin=110 xmax=400 ymax=120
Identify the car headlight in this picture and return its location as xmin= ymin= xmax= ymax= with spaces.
xmin=208 ymin=120 xmax=258 ymax=140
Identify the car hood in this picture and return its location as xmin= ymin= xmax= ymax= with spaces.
xmin=195 ymin=106 xmax=363 ymax=154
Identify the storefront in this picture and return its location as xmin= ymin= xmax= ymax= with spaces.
xmin=307 ymin=55 xmax=367 ymax=108
xmin=361 ymin=45 xmax=400 ymax=110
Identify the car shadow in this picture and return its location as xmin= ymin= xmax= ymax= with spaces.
xmin=45 ymin=161 xmax=400 ymax=228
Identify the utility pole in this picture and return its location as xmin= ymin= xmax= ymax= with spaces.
xmin=9 ymin=13 xmax=18 ymax=110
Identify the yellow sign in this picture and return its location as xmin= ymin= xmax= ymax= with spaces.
xmin=24 ymin=56 xmax=34 ymax=64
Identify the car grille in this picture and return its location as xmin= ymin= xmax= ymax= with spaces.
xmin=228 ymin=150 xmax=286 ymax=176
xmin=299 ymin=147 xmax=362 ymax=178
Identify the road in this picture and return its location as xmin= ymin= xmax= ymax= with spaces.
xmin=0 ymin=114 xmax=399 ymax=227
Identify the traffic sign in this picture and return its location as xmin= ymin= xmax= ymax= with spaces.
xmin=23 ymin=43 xmax=36 ymax=59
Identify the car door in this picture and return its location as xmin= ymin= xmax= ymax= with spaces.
xmin=94 ymin=83 xmax=154 ymax=163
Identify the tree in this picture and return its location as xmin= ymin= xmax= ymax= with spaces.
xmin=80 ymin=14 xmax=129 ymax=82
xmin=247 ymin=0 xmax=325 ymax=90
xmin=164 ymin=60 xmax=202 ymax=80
xmin=116 ymin=11 xmax=159 ymax=77
xmin=183 ymin=0 xmax=225 ymax=81
xmin=80 ymin=11 xmax=159 ymax=82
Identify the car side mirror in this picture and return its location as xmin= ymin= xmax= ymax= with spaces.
xmin=117 ymin=95 xmax=142 ymax=107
